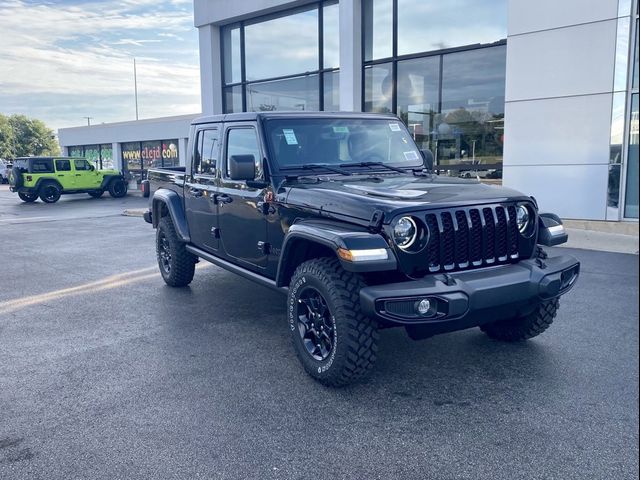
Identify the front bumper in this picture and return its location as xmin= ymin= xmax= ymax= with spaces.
xmin=360 ymin=254 xmax=580 ymax=335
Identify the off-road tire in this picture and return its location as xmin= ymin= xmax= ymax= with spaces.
xmin=18 ymin=192 xmax=38 ymax=203
xmin=88 ymin=190 xmax=104 ymax=198
xmin=39 ymin=182 xmax=61 ymax=203
xmin=156 ymin=216 xmax=196 ymax=287
xmin=108 ymin=179 xmax=127 ymax=198
xmin=480 ymin=299 xmax=560 ymax=342
xmin=288 ymin=257 xmax=379 ymax=387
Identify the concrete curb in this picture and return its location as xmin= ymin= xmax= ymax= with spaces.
xmin=122 ymin=208 xmax=146 ymax=217
xmin=560 ymin=228 xmax=639 ymax=255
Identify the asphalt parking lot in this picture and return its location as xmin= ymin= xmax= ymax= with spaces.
xmin=0 ymin=184 xmax=638 ymax=480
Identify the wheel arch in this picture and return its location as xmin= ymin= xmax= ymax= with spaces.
xmin=151 ymin=188 xmax=190 ymax=242
xmin=275 ymin=221 xmax=397 ymax=288
xmin=100 ymin=174 xmax=124 ymax=190
xmin=35 ymin=177 xmax=63 ymax=192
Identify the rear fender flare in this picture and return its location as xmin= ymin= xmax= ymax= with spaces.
xmin=151 ymin=189 xmax=190 ymax=242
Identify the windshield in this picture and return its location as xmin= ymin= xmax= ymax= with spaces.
xmin=264 ymin=118 xmax=424 ymax=172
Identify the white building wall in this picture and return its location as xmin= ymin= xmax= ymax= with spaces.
xmin=503 ymin=0 xmax=621 ymax=220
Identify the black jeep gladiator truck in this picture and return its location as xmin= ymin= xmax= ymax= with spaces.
xmin=144 ymin=112 xmax=579 ymax=386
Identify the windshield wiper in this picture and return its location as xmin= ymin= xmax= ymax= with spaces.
xmin=298 ymin=163 xmax=352 ymax=175
xmin=339 ymin=161 xmax=412 ymax=174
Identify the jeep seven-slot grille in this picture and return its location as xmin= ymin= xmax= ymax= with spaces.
xmin=424 ymin=205 xmax=519 ymax=272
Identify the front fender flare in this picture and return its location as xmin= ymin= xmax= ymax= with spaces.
xmin=99 ymin=175 xmax=124 ymax=191
xmin=275 ymin=221 xmax=397 ymax=287
xmin=151 ymin=189 xmax=190 ymax=242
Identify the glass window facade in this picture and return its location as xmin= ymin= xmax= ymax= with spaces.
xmin=362 ymin=0 xmax=507 ymax=181
xmin=624 ymin=94 xmax=638 ymax=218
xmin=221 ymin=1 xmax=339 ymax=113
xmin=363 ymin=0 xmax=393 ymax=61
xmin=397 ymin=0 xmax=507 ymax=55
xmin=67 ymin=144 xmax=113 ymax=169
xmin=246 ymin=75 xmax=320 ymax=112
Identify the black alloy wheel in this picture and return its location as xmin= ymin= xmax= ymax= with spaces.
xmin=108 ymin=179 xmax=127 ymax=198
xmin=296 ymin=287 xmax=335 ymax=361
xmin=18 ymin=192 xmax=37 ymax=203
xmin=39 ymin=184 xmax=61 ymax=203
xmin=158 ymin=229 xmax=172 ymax=275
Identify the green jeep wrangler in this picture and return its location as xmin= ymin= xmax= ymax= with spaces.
xmin=8 ymin=157 xmax=128 ymax=203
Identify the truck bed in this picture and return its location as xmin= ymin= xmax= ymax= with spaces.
xmin=147 ymin=167 xmax=186 ymax=198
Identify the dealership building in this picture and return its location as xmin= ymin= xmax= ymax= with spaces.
xmin=58 ymin=0 xmax=639 ymax=222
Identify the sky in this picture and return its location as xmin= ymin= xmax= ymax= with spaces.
xmin=0 ymin=0 xmax=201 ymax=132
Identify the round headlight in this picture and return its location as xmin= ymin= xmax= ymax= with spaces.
xmin=393 ymin=216 xmax=418 ymax=249
xmin=516 ymin=205 xmax=532 ymax=234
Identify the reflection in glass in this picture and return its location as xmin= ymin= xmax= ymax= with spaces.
xmin=222 ymin=25 xmax=242 ymax=85
xmin=161 ymin=140 xmax=179 ymax=167
xmin=363 ymin=0 xmax=393 ymax=61
xmin=397 ymin=0 xmax=507 ymax=55
xmin=100 ymin=144 xmax=113 ymax=169
xmin=246 ymin=75 xmax=320 ymax=112
xmin=323 ymin=71 xmax=340 ymax=111
xmin=224 ymin=85 xmax=243 ymax=113
xmin=68 ymin=146 xmax=83 ymax=157
xmin=633 ymin=19 xmax=639 ymax=89
xmin=323 ymin=2 xmax=340 ymax=69
xmin=364 ymin=63 xmax=393 ymax=113
xmin=244 ymin=8 xmax=318 ymax=81
xmin=619 ymin=0 xmax=632 ymax=16
xmin=607 ymin=92 xmax=627 ymax=217
xmin=439 ymin=46 xmax=506 ymax=168
xmin=122 ymin=142 xmax=142 ymax=180
xmin=396 ymin=56 xmax=440 ymax=152
xmin=624 ymin=94 xmax=639 ymax=218
xmin=613 ymin=17 xmax=631 ymax=92
xmin=141 ymin=141 xmax=162 ymax=169
xmin=83 ymin=145 xmax=100 ymax=167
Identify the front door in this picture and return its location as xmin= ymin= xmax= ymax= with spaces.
xmin=217 ymin=124 xmax=268 ymax=271
xmin=72 ymin=159 xmax=102 ymax=190
xmin=184 ymin=127 xmax=220 ymax=252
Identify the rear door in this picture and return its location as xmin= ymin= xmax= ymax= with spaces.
xmin=184 ymin=127 xmax=220 ymax=252
xmin=54 ymin=159 xmax=73 ymax=188
xmin=217 ymin=123 xmax=269 ymax=271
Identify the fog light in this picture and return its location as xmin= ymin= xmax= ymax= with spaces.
xmin=417 ymin=299 xmax=431 ymax=315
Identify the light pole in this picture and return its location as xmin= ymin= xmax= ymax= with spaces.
xmin=133 ymin=57 xmax=139 ymax=121
xmin=83 ymin=116 xmax=92 ymax=126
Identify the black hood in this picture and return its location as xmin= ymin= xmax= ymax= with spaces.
xmin=284 ymin=174 xmax=531 ymax=222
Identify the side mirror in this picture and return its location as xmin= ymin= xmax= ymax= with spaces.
xmin=420 ymin=149 xmax=434 ymax=171
xmin=229 ymin=154 xmax=256 ymax=181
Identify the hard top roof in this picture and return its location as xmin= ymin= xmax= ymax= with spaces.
xmin=191 ymin=111 xmax=400 ymax=125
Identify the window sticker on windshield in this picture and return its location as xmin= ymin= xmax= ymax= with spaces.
xmin=403 ymin=151 xmax=420 ymax=161
xmin=282 ymin=129 xmax=298 ymax=145
xmin=332 ymin=126 xmax=349 ymax=133
xmin=389 ymin=122 xmax=402 ymax=132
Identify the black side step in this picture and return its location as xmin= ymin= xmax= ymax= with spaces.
xmin=185 ymin=245 xmax=288 ymax=295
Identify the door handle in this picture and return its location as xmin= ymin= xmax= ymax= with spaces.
xmin=257 ymin=201 xmax=276 ymax=215
xmin=57 ymin=174 xmax=65 ymax=177
xmin=189 ymin=187 xmax=203 ymax=197
xmin=215 ymin=194 xmax=233 ymax=204
xmin=75 ymin=174 xmax=82 ymax=176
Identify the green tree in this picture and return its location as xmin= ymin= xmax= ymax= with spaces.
xmin=0 ymin=114 xmax=14 ymax=159
xmin=0 ymin=114 xmax=60 ymax=159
